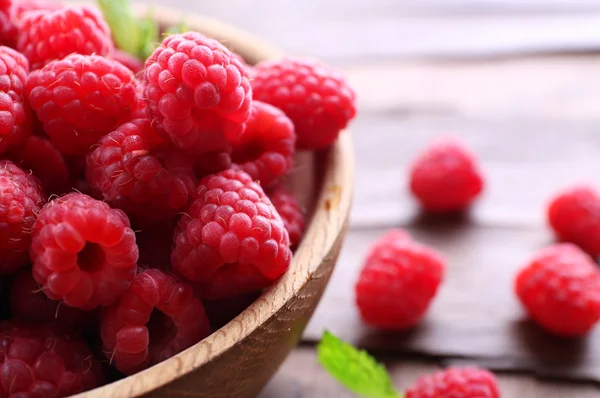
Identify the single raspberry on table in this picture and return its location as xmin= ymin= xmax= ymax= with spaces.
xmin=144 ymin=31 xmax=252 ymax=154
xmin=11 ymin=0 xmax=63 ymax=22
xmin=0 ymin=46 xmax=31 ymax=156
xmin=17 ymin=5 xmax=113 ymax=69
xmin=111 ymin=49 xmax=144 ymax=75
xmin=232 ymin=101 xmax=296 ymax=188
xmin=355 ymin=229 xmax=445 ymax=330
xmin=171 ymin=170 xmax=292 ymax=300
xmin=406 ymin=367 xmax=500 ymax=398
xmin=86 ymin=117 xmax=197 ymax=225
xmin=100 ymin=269 xmax=211 ymax=375
xmin=409 ymin=138 xmax=484 ymax=213
xmin=0 ymin=320 xmax=104 ymax=397
xmin=515 ymin=243 xmax=600 ymax=337
xmin=547 ymin=185 xmax=600 ymax=258
xmin=252 ymin=57 xmax=356 ymax=150
xmin=268 ymin=185 xmax=305 ymax=248
xmin=30 ymin=193 xmax=139 ymax=310
xmin=0 ymin=160 xmax=45 ymax=274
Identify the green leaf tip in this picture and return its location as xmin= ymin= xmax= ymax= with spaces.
xmin=317 ymin=330 xmax=402 ymax=398
xmin=97 ymin=0 xmax=139 ymax=55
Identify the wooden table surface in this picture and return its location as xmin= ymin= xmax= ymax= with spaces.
xmin=143 ymin=1 xmax=600 ymax=395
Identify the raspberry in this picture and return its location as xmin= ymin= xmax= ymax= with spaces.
xmin=26 ymin=54 xmax=138 ymax=155
xmin=86 ymin=117 xmax=197 ymax=225
xmin=409 ymin=138 xmax=484 ymax=213
xmin=547 ymin=185 xmax=600 ymax=258
xmin=0 ymin=46 xmax=31 ymax=156
xmin=355 ymin=229 xmax=445 ymax=330
xmin=144 ymin=31 xmax=252 ymax=154
xmin=0 ymin=320 xmax=104 ymax=397
xmin=30 ymin=193 xmax=139 ymax=310
xmin=0 ymin=160 xmax=45 ymax=274
xmin=268 ymin=186 xmax=305 ymax=248
xmin=11 ymin=0 xmax=63 ymax=22
xmin=406 ymin=367 xmax=500 ymax=398
xmin=252 ymin=57 xmax=356 ymax=150
xmin=10 ymin=269 xmax=92 ymax=330
xmin=0 ymin=10 xmax=17 ymax=48
xmin=111 ymin=49 xmax=144 ymax=75
xmin=100 ymin=269 xmax=211 ymax=375
xmin=232 ymin=101 xmax=295 ymax=188
xmin=171 ymin=170 xmax=292 ymax=299
xmin=515 ymin=243 xmax=600 ymax=337
xmin=7 ymin=135 xmax=70 ymax=194
xmin=17 ymin=5 xmax=113 ymax=69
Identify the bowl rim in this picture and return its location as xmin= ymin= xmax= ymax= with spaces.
xmin=74 ymin=5 xmax=355 ymax=397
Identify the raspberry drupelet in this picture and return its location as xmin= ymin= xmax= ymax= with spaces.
xmin=355 ymin=229 xmax=445 ymax=330
xmin=515 ymin=243 xmax=600 ymax=337
xmin=0 ymin=320 xmax=104 ymax=397
xmin=268 ymin=185 xmax=305 ymax=249
xmin=100 ymin=269 xmax=211 ymax=375
xmin=171 ymin=169 xmax=292 ymax=300
xmin=144 ymin=31 xmax=252 ymax=154
xmin=252 ymin=57 xmax=356 ymax=150
xmin=26 ymin=54 xmax=138 ymax=155
xmin=0 ymin=160 xmax=45 ymax=274
xmin=547 ymin=185 xmax=600 ymax=258
xmin=232 ymin=101 xmax=296 ymax=188
xmin=406 ymin=367 xmax=500 ymax=398
xmin=0 ymin=46 xmax=31 ymax=156
xmin=30 ymin=193 xmax=139 ymax=310
xmin=17 ymin=5 xmax=113 ymax=69
xmin=86 ymin=117 xmax=196 ymax=225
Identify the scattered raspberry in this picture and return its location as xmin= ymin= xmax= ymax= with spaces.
xmin=0 ymin=320 xmax=104 ymax=397
xmin=26 ymin=54 xmax=138 ymax=155
xmin=547 ymin=185 xmax=600 ymax=258
xmin=100 ymin=269 xmax=211 ymax=375
xmin=203 ymin=291 xmax=259 ymax=329
xmin=17 ymin=5 xmax=113 ymax=69
xmin=355 ymin=230 xmax=445 ymax=330
xmin=171 ymin=170 xmax=292 ymax=299
xmin=30 ymin=193 xmax=139 ymax=310
xmin=7 ymin=135 xmax=70 ymax=194
xmin=409 ymin=138 xmax=484 ymax=213
xmin=268 ymin=185 xmax=305 ymax=248
xmin=144 ymin=31 xmax=252 ymax=154
xmin=515 ymin=243 xmax=600 ymax=337
xmin=232 ymin=101 xmax=295 ymax=187
xmin=111 ymin=49 xmax=144 ymax=75
xmin=0 ymin=160 xmax=45 ymax=274
xmin=86 ymin=117 xmax=197 ymax=225
xmin=406 ymin=367 xmax=500 ymax=398
xmin=0 ymin=46 xmax=31 ymax=156
xmin=11 ymin=0 xmax=63 ymax=22
xmin=252 ymin=57 xmax=356 ymax=150
xmin=10 ymin=269 xmax=93 ymax=330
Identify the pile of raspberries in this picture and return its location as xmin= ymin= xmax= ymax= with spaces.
xmin=0 ymin=0 xmax=357 ymax=395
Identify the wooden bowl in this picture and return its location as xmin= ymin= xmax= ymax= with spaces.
xmin=76 ymin=6 xmax=355 ymax=398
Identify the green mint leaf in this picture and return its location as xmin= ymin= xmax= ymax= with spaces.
xmin=137 ymin=11 xmax=159 ymax=59
xmin=317 ymin=331 xmax=402 ymax=398
xmin=97 ymin=0 xmax=139 ymax=55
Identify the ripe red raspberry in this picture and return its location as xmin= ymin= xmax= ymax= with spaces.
xmin=232 ymin=101 xmax=295 ymax=188
xmin=17 ymin=5 xmax=113 ymax=69
xmin=171 ymin=170 xmax=292 ymax=299
xmin=0 ymin=46 xmax=31 ymax=156
xmin=409 ymin=138 xmax=484 ymax=213
xmin=252 ymin=57 xmax=356 ymax=150
xmin=26 ymin=54 xmax=138 ymax=155
xmin=268 ymin=186 xmax=305 ymax=248
xmin=100 ymin=269 xmax=211 ymax=375
xmin=0 ymin=320 xmax=104 ymax=397
xmin=0 ymin=160 xmax=45 ymax=274
xmin=515 ymin=243 xmax=600 ymax=337
xmin=10 ymin=269 xmax=92 ymax=330
xmin=86 ymin=117 xmax=197 ymax=225
xmin=0 ymin=11 xmax=17 ymax=48
xmin=406 ymin=367 xmax=500 ymax=398
xmin=7 ymin=135 xmax=70 ymax=194
xmin=547 ymin=185 xmax=600 ymax=258
xmin=30 ymin=193 xmax=139 ymax=310
xmin=355 ymin=229 xmax=445 ymax=330
xmin=144 ymin=31 xmax=252 ymax=154
xmin=12 ymin=0 xmax=63 ymax=22
xmin=111 ymin=49 xmax=144 ymax=75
